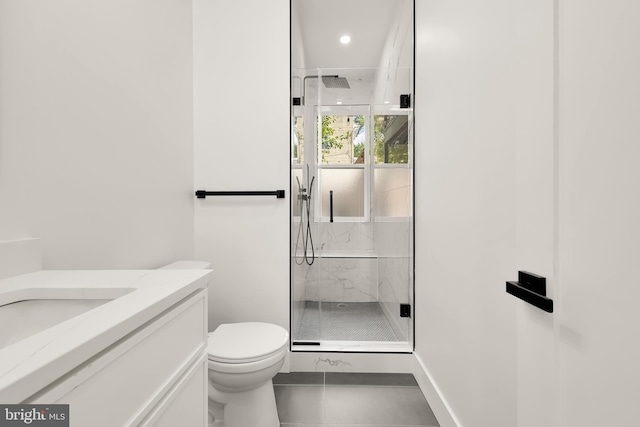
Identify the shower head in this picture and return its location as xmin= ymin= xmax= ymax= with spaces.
xmin=299 ymin=75 xmax=350 ymax=105
xmin=321 ymin=76 xmax=350 ymax=89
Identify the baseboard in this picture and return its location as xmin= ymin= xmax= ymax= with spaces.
xmin=413 ymin=353 xmax=462 ymax=427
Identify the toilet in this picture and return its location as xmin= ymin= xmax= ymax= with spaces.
xmin=160 ymin=261 xmax=288 ymax=427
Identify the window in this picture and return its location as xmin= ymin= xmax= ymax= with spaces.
xmin=374 ymin=115 xmax=409 ymax=164
xmin=318 ymin=114 xmax=364 ymax=165
xmin=373 ymin=114 xmax=411 ymax=218
xmin=292 ymin=115 xmax=304 ymax=164
xmin=316 ymin=108 xmax=369 ymax=221
xmin=300 ymin=107 xmax=412 ymax=222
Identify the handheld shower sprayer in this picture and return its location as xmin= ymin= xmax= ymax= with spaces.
xmin=295 ymin=165 xmax=315 ymax=265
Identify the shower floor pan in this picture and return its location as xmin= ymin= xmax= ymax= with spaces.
xmin=293 ymin=301 xmax=411 ymax=352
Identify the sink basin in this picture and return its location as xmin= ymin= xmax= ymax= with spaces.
xmin=0 ymin=288 xmax=133 ymax=350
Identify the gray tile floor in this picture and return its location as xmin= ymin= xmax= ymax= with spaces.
xmin=274 ymin=372 xmax=439 ymax=427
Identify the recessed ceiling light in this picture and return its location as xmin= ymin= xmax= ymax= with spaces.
xmin=384 ymin=101 xmax=390 ymax=104
xmin=340 ymin=35 xmax=351 ymax=44
xmin=336 ymin=101 xmax=343 ymax=105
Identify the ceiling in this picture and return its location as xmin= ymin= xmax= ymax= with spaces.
xmin=293 ymin=0 xmax=401 ymax=70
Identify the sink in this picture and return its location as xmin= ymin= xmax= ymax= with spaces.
xmin=0 ymin=287 xmax=133 ymax=350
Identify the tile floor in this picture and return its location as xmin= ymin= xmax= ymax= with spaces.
xmin=273 ymin=372 xmax=440 ymax=427
xmin=296 ymin=302 xmax=400 ymax=342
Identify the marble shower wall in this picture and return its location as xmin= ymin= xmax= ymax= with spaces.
xmin=375 ymin=221 xmax=412 ymax=341
xmin=292 ymin=219 xmax=412 ymax=340
xmin=304 ymin=222 xmax=376 ymax=302
xmin=304 ymin=256 xmax=378 ymax=302
xmin=292 ymin=220 xmax=308 ymax=338
xmin=315 ymin=222 xmax=373 ymax=252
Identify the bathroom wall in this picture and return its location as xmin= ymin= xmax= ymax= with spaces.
xmin=513 ymin=0 xmax=557 ymax=425
xmin=554 ymin=1 xmax=640 ymax=424
xmin=415 ymin=0 xmax=640 ymax=426
xmin=0 ymin=0 xmax=195 ymax=269
xmin=193 ymin=0 xmax=290 ymax=332
xmin=291 ymin=219 xmax=312 ymax=339
xmin=372 ymin=0 xmax=413 ymax=105
xmin=290 ymin=0 xmax=307 ymax=339
xmin=376 ymin=221 xmax=411 ymax=341
xmin=414 ymin=0 xmax=519 ymax=425
xmin=306 ymin=223 xmax=376 ymax=302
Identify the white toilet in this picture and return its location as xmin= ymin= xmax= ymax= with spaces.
xmin=160 ymin=261 xmax=288 ymax=427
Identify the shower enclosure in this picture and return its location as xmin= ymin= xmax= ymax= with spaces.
xmin=291 ymin=0 xmax=414 ymax=352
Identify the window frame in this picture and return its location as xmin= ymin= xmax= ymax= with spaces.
xmin=315 ymin=105 xmax=371 ymax=223
xmin=371 ymin=106 xmax=414 ymax=221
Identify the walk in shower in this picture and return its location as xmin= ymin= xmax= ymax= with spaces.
xmin=290 ymin=0 xmax=414 ymax=352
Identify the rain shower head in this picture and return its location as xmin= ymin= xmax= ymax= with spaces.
xmin=321 ymin=76 xmax=350 ymax=89
xmin=298 ymin=75 xmax=351 ymax=105
xmin=302 ymin=75 xmax=350 ymax=89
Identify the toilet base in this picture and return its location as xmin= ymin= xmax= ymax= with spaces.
xmin=208 ymin=379 xmax=280 ymax=427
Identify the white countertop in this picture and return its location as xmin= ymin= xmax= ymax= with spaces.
xmin=0 ymin=269 xmax=212 ymax=403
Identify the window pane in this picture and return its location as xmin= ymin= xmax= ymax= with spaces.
xmin=319 ymin=115 xmax=365 ymax=165
xmin=292 ymin=116 xmax=304 ymax=164
xmin=374 ymin=115 xmax=409 ymax=164
xmin=374 ymin=168 xmax=411 ymax=217
xmin=320 ymin=169 xmax=364 ymax=218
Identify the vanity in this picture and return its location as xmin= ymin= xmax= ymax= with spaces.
xmin=0 ymin=264 xmax=211 ymax=426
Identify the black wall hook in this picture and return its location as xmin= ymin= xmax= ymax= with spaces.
xmin=506 ymin=271 xmax=554 ymax=313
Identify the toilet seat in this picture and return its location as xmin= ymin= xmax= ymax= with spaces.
xmin=207 ymin=322 xmax=289 ymax=364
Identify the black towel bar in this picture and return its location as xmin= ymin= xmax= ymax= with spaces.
xmin=195 ymin=190 xmax=285 ymax=199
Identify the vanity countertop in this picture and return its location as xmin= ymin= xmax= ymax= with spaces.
xmin=0 ymin=269 xmax=212 ymax=402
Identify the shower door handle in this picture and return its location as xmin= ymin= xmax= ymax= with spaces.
xmin=329 ymin=190 xmax=334 ymax=222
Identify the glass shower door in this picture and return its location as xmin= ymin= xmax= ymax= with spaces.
xmin=291 ymin=68 xmax=413 ymax=352
xmin=291 ymin=0 xmax=414 ymax=352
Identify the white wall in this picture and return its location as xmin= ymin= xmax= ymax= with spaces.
xmin=416 ymin=0 xmax=640 ymax=426
xmin=0 ymin=0 xmax=195 ymax=269
xmin=556 ymin=1 xmax=640 ymax=424
xmin=193 ymin=0 xmax=290 ymax=332
xmin=414 ymin=0 xmax=518 ymax=426
xmin=514 ymin=0 xmax=557 ymax=425
xmin=372 ymin=0 xmax=413 ymax=105
xmin=515 ymin=2 xmax=640 ymax=425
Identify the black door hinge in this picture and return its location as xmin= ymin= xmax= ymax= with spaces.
xmin=400 ymin=304 xmax=411 ymax=318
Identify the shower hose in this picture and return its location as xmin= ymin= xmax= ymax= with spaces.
xmin=295 ymin=173 xmax=315 ymax=265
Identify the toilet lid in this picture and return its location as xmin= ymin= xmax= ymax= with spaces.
xmin=207 ymin=322 xmax=288 ymax=363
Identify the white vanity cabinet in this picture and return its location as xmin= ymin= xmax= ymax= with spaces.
xmin=28 ymin=288 xmax=208 ymax=427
